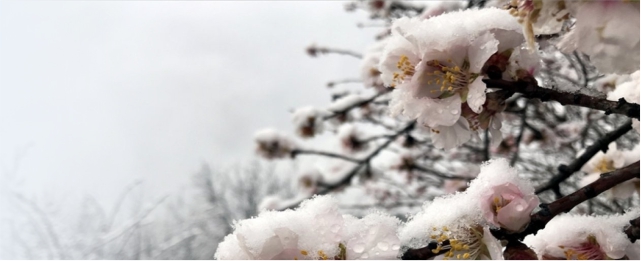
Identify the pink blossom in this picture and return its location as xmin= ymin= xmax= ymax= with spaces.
xmin=481 ymin=182 xmax=539 ymax=232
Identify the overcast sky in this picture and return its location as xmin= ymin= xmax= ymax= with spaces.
xmin=0 ymin=1 xmax=378 ymax=204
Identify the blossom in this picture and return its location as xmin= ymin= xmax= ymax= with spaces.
xmin=524 ymin=211 xmax=639 ymax=260
xmin=507 ymin=0 xmax=569 ymax=49
xmin=360 ymin=40 xmax=388 ymax=90
xmin=382 ymin=8 xmax=526 ymax=149
xmin=580 ymin=143 xmax=625 ymax=175
xmin=557 ymin=1 xmax=640 ymax=74
xmin=338 ymin=124 xmax=369 ymax=153
xmin=400 ymin=193 xmax=503 ymax=260
xmin=298 ymin=168 xmax=322 ymax=196
xmin=254 ymin=128 xmax=297 ymax=159
xmin=215 ymin=195 xmax=401 ymax=260
xmin=292 ymin=106 xmax=329 ymax=138
xmin=581 ymin=144 xmax=640 ymax=199
xmin=480 ymin=183 xmax=538 ymax=232
xmin=594 ymin=73 xmax=631 ymax=94
xmin=467 ymin=159 xmax=539 ymax=232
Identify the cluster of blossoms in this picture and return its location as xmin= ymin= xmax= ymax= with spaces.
xmin=380 ymin=8 xmax=540 ymax=149
xmin=401 ymin=159 xmax=539 ymax=260
xmin=218 ymin=160 xmax=641 ymax=260
xmin=245 ymin=1 xmax=641 ymax=260
xmin=216 ymin=196 xmax=401 ymax=260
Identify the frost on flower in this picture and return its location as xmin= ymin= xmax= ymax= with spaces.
xmin=215 ymin=195 xmax=401 ymax=260
xmin=581 ymin=144 xmax=640 ymax=199
xmin=608 ymin=70 xmax=640 ymax=132
xmin=466 ymin=159 xmax=539 ymax=232
xmin=342 ymin=213 xmax=402 ymax=259
xmin=524 ymin=211 xmax=640 ymax=260
xmin=254 ymin=128 xmax=297 ymax=159
xmin=292 ymin=106 xmax=329 ymax=138
xmin=557 ymin=1 xmax=640 ymax=74
xmin=381 ymin=8 xmax=527 ymax=149
xmin=400 ymin=193 xmax=502 ymax=260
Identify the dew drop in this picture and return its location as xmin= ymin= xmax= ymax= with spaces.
xmin=377 ymin=242 xmax=389 ymax=251
xmin=354 ymin=244 xmax=365 ymax=254
xmin=450 ymin=110 xmax=458 ymax=114
xmin=437 ymin=109 xmax=443 ymax=114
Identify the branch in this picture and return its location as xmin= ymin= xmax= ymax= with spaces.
xmin=291 ymin=149 xmax=360 ymax=163
xmin=483 ymin=79 xmax=640 ymax=120
xmin=306 ymin=45 xmax=362 ymax=59
xmin=492 ymin=162 xmax=640 ymax=241
xmin=625 ymin=217 xmax=640 ymax=243
xmin=510 ymin=101 xmax=529 ymax=166
xmin=324 ymin=88 xmax=392 ymax=120
xmin=536 ymin=120 xmax=633 ymax=194
xmin=278 ymin=122 xmax=416 ymax=210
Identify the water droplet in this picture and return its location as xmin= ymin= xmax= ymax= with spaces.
xmin=450 ymin=110 xmax=458 ymax=114
xmin=377 ymin=242 xmax=389 ymax=251
xmin=354 ymin=244 xmax=365 ymax=253
xmin=361 ymin=253 xmax=369 ymax=259
xmin=392 ymin=245 xmax=400 ymax=250
xmin=437 ymin=109 xmax=443 ymax=114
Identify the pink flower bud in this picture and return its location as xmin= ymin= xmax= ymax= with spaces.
xmin=481 ymin=182 xmax=539 ymax=232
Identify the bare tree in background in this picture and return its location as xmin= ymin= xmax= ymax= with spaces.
xmin=0 ymin=160 xmax=292 ymax=259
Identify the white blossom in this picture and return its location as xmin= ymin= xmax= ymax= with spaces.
xmin=360 ymin=40 xmax=389 ymax=90
xmin=292 ymin=106 xmax=329 ymax=138
xmin=381 ymin=8 xmax=525 ymax=149
xmin=254 ymin=128 xmax=297 ymax=159
xmin=558 ymin=1 xmax=640 ymax=74
xmin=581 ymin=144 xmax=640 ymax=199
xmin=524 ymin=211 xmax=639 ymax=260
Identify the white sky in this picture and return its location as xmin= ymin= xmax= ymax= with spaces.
xmin=0 ymin=1 xmax=378 ymax=204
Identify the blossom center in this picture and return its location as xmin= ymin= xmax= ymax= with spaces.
xmin=595 ymin=158 xmax=615 ymax=173
xmin=430 ymin=225 xmax=485 ymax=260
xmin=424 ymin=60 xmax=470 ymax=98
xmin=392 ymin=55 xmax=416 ymax=87
xmin=560 ymin=235 xmax=606 ymax=260
xmin=492 ymin=195 xmax=512 ymax=213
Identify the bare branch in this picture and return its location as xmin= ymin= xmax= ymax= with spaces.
xmin=483 ymin=79 xmax=640 ymax=119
